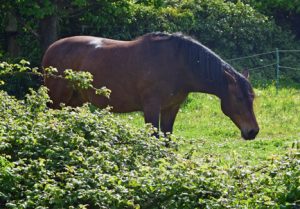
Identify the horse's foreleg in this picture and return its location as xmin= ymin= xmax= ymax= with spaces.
xmin=160 ymin=104 xmax=180 ymax=135
xmin=142 ymin=101 xmax=160 ymax=137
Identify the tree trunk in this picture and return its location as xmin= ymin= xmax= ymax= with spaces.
xmin=5 ymin=13 xmax=20 ymax=57
xmin=39 ymin=15 xmax=58 ymax=54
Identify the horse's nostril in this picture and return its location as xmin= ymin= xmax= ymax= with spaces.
xmin=242 ymin=128 xmax=259 ymax=140
xmin=248 ymin=129 xmax=258 ymax=138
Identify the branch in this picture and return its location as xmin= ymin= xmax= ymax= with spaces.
xmin=62 ymin=3 xmax=103 ymax=18
xmin=14 ymin=12 xmax=40 ymax=39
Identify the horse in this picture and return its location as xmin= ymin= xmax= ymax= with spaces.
xmin=42 ymin=32 xmax=259 ymax=140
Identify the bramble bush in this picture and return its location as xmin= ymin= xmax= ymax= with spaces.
xmin=0 ymin=62 xmax=299 ymax=208
xmin=0 ymin=60 xmax=41 ymax=99
xmin=0 ymin=60 xmax=110 ymax=99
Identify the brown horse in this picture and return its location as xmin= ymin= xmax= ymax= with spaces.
xmin=42 ymin=32 xmax=259 ymax=140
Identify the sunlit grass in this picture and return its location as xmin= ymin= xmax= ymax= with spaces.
xmin=115 ymin=85 xmax=300 ymax=165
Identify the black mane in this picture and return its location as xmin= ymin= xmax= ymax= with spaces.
xmin=142 ymin=32 xmax=253 ymax=97
xmin=143 ymin=32 xmax=231 ymax=84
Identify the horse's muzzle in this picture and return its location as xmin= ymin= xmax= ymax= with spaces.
xmin=241 ymin=128 xmax=259 ymax=140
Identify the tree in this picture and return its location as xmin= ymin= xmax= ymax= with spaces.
xmin=1 ymin=0 xmax=299 ymax=81
xmin=235 ymin=0 xmax=300 ymax=39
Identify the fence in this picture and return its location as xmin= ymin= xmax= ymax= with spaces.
xmin=226 ymin=49 xmax=300 ymax=93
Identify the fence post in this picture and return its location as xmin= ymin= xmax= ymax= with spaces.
xmin=275 ymin=48 xmax=280 ymax=94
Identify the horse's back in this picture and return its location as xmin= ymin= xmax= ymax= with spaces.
xmin=42 ymin=36 xmax=125 ymax=71
xmin=42 ymin=36 xmax=144 ymax=111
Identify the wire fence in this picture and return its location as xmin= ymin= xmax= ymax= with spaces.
xmin=227 ymin=51 xmax=276 ymax=62
xmin=226 ymin=49 xmax=300 ymax=92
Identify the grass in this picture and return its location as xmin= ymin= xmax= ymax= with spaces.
xmin=116 ymin=85 xmax=300 ymax=165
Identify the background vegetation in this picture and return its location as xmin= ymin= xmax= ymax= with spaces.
xmin=1 ymin=0 xmax=300 ymax=98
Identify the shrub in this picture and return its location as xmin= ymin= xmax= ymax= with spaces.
xmin=0 ymin=60 xmax=41 ymax=99
xmin=0 ymin=62 xmax=299 ymax=208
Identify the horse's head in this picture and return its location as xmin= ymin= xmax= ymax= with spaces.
xmin=220 ymin=68 xmax=259 ymax=140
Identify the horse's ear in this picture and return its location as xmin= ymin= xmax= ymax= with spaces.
xmin=224 ymin=70 xmax=236 ymax=85
xmin=242 ymin=69 xmax=249 ymax=80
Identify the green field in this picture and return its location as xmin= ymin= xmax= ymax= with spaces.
xmin=117 ymin=85 xmax=300 ymax=165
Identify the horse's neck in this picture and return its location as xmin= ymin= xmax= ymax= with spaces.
xmin=200 ymin=81 xmax=224 ymax=98
xmin=189 ymin=74 xmax=225 ymax=99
